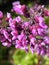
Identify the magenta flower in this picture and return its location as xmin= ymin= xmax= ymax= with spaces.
xmin=0 ymin=2 xmax=49 ymax=56
xmin=0 ymin=11 xmax=3 ymax=19
xmin=12 ymin=1 xmax=30 ymax=17
xmin=12 ymin=1 xmax=27 ymax=16
xmin=11 ymin=30 xmax=18 ymax=40
xmin=2 ymin=42 xmax=11 ymax=47
xmin=12 ymin=1 xmax=20 ymax=6
xmin=15 ymin=16 xmax=22 ymax=23
xmin=44 ymin=9 xmax=49 ymax=16
xmin=44 ymin=36 xmax=49 ymax=44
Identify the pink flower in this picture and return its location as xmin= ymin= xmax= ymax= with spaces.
xmin=35 ymin=16 xmax=48 ymax=29
xmin=12 ymin=1 xmax=20 ymax=6
xmin=2 ymin=42 xmax=11 ymax=47
xmin=44 ymin=9 xmax=49 ymax=16
xmin=7 ymin=12 xmax=11 ymax=19
xmin=15 ymin=16 xmax=22 ymax=23
xmin=44 ymin=36 xmax=49 ymax=44
xmin=12 ymin=1 xmax=27 ymax=16
xmin=0 ymin=11 xmax=3 ymax=19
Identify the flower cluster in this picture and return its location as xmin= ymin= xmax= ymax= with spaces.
xmin=0 ymin=1 xmax=49 ymax=56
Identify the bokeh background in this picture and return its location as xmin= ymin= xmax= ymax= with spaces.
xmin=0 ymin=0 xmax=49 ymax=65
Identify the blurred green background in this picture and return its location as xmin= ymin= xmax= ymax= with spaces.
xmin=0 ymin=0 xmax=49 ymax=65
